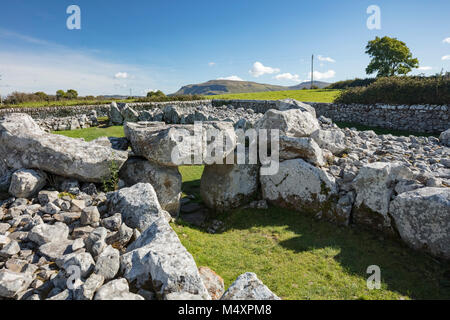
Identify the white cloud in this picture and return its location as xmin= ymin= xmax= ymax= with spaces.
xmin=208 ymin=62 xmax=216 ymax=66
xmin=318 ymin=55 xmax=336 ymax=63
xmin=217 ymin=75 xmax=243 ymax=81
xmin=114 ymin=72 xmax=129 ymax=79
xmin=443 ymin=38 xmax=450 ymax=44
xmin=418 ymin=66 xmax=432 ymax=71
xmin=274 ymin=73 xmax=301 ymax=82
xmin=308 ymin=70 xmax=336 ymax=80
xmin=442 ymin=55 xmax=450 ymax=61
xmin=249 ymin=62 xmax=280 ymax=77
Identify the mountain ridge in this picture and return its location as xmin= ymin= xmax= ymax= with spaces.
xmin=172 ymin=79 xmax=330 ymax=96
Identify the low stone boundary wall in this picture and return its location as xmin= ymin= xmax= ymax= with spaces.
xmin=1 ymin=99 xmax=448 ymax=133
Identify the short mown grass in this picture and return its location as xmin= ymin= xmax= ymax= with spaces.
xmin=209 ymin=89 xmax=340 ymax=103
xmin=56 ymin=124 xmax=450 ymax=300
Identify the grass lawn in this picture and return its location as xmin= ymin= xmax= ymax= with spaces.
xmin=55 ymin=125 xmax=450 ymax=300
xmin=209 ymin=89 xmax=340 ymax=103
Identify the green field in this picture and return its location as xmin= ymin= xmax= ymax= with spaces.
xmin=209 ymin=89 xmax=340 ymax=103
xmin=54 ymin=125 xmax=450 ymax=300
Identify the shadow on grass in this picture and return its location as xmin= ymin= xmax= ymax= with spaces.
xmin=207 ymin=205 xmax=450 ymax=299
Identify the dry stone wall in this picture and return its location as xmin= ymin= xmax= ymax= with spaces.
xmin=1 ymin=99 xmax=448 ymax=133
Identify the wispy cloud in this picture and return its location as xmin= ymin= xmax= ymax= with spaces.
xmin=274 ymin=73 xmax=301 ymax=82
xmin=318 ymin=55 xmax=336 ymax=63
xmin=309 ymin=70 xmax=336 ymax=80
xmin=0 ymin=29 xmax=160 ymax=96
xmin=249 ymin=62 xmax=280 ymax=77
xmin=217 ymin=75 xmax=243 ymax=81
xmin=442 ymin=55 xmax=450 ymax=61
xmin=443 ymin=38 xmax=450 ymax=44
xmin=114 ymin=72 xmax=129 ymax=79
xmin=208 ymin=62 xmax=216 ymax=66
xmin=418 ymin=66 xmax=432 ymax=71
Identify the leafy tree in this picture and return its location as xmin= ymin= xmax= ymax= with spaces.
xmin=365 ymin=36 xmax=419 ymax=77
xmin=56 ymin=90 xmax=66 ymax=100
xmin=147 ymin=90 xmax=166 ymax=98
xmin=66 ymin=89 xmax=78 ymax=99
xmin=34 ymin=91 xmax=49 ymax=101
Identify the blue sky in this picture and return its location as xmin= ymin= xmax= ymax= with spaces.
xmin=1 ymin=0 xmax=450 ymax=96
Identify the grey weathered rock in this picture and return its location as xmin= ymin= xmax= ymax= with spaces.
xmin=8 ymin=169 xmax=47 ymax=198
xmin=121 ymin=217 xmax=210 ymax=300
xmin=61 ymin=252 xmax=95 ymax=278
xmin=254 ymin=109 xmax=320 ymax=138
xmin=94 ymin=245 xmax=120 ymax=280
xmin=275 ymin=99 xmax=317 ymax=117
xmin=101 ymin=213 xmax=122 ymax=231
xmin=75 ymin=273 xmax=104 ymax=300
xmin=38 ymin=240 xmax=73 ymax=261
xmin=261 ymin=159 xmax=338 ymax=217
xmin=85 ymin=227 xmax=108 ymax=256
xmin=200 ymin=152 xmax=259 ymax=212
xmin=0 ymin=269 xmax=33 ymax=298
xmin=94 ymin=278 xmax=144 ymax=300
xmin=439 ymin=128 xmax=450 ymax=147
xmin=0 ymin=113 xmax=128 ymax=183
xmin=124 ymin=121 xmax=237 ymax=167
xmin=109 ymin=102 xmax=124 ymax=125
xmin=198 ymin=266 xmax=224 ymax=300
xmin=221 ymin=272 xmax=280 ymax=300
xmin=38 ymin=190 xmax=59 ymax=206
xmin=390 ymin=187 xmax=450 ymax=259
xmin=29 ymin=222 xmax=69 ymax=246
xmin=352 ymin=162 xmax=413 ymax=232
xmin=80 ymin=206 xmax=100 ymax=226
xmin=311 ymin=129 xmax=347 ymax=155
xmin=279 ymin=136 xmax=325 ymax=165
xmin=119 ymin=157 xmax=182 ymax=215
xmin=121 ymin=105 xmax=139 ymax=123
xmin=0 ymin=240 xmax=21 ymax=259
xmin=107 ymin=183 xmax=171 ymax=231
xmin=0 ymin=169 xmax=12 ymax=200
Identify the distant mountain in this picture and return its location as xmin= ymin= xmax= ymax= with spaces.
xmin=172 ymin=80 xmax=330 ymax=96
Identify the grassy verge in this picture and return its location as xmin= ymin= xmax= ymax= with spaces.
xmin=208 ymin=89 xmax=340 ymax=103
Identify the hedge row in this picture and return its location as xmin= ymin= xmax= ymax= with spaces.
xmin=326 ymin=78 xmax=376 ymax=89
xmin=334 ymin=76 xmax=450 ymax=105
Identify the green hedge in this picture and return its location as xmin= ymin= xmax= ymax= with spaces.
xmin=334 ymin=76 xmax=450 ymax=105
xmin=326 ymin=78 xmax=376 ymax=89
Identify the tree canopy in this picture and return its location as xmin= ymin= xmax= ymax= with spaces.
xmin=365 ymin=36 xmax=419 ymax=77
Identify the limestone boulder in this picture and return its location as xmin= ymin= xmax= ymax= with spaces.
xmin=275 ymin=99 xmax=317 ymax=117
xmin=121 ymin=105 xmax=139 ymax=123
xmin=198 ymin=266 xmax=224 ymax=300
xmin=124 ymin=121 xmax=236 ymax=167
xmin=389 ymin=187 xmax=450 ymax=259
xmin=440 ymin=128 xmax=450 ymax=147
xmin=352 ymin=162 xmax=413 ymax=232
xmin=94 ymin=278 xmax=144 ymax=300
xmin=120 ymin=217 xmax=211 ymax=300
xmin=119 ymin=157 xmax=182 ymax=215
xmin=0 ymin=269 xmax=33 ymax=298
xmin=311 ymin=129 xmax=347 ymax=155
xmin=254 ymin=109 xmax=320 ymax=138
xmin=279 ymin=136 xmax=325 ymax=166
xmin=8 ymin=169 xmax=47 ymax=198
xmin=109 ymin=102 xmax=124 ymax=125
xmin=200 ymin=151 xmax=259 ymax=212
xmin=107 ymin=183 xmax=171 ymax=231
xmin=221 ymin=272 xmax=280 ymax=300
xmin=261 ymin=159 xmax=338 ymax=216
xmin=0 ymin=113 xmax=128 ymax=183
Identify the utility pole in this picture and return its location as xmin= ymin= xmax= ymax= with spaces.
xmin=310 ymin=54 xmax=314 ymax=89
